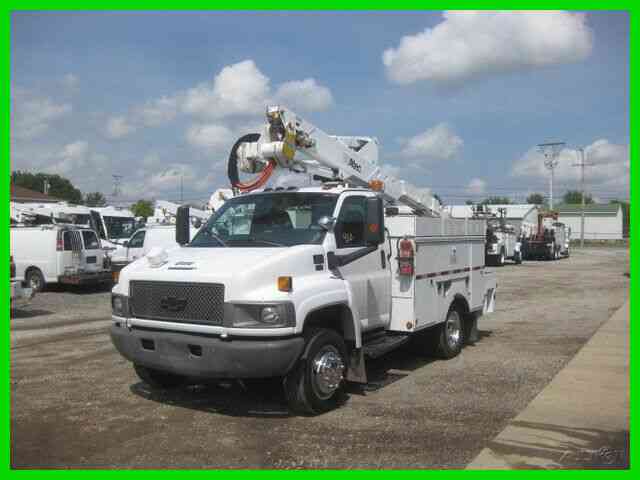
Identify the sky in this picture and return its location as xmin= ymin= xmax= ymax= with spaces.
xmin=11 ymin=11 xmax=630 ymax=206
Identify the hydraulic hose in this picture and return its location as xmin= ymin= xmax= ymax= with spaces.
xmin=227 ymin=133 xmax=277 ymax=192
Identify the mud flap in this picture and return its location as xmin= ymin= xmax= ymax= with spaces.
xmin=464 ymin=312 xmax=479 ymax=345
xmin=346 ymin=348 xmax=367 ymax=384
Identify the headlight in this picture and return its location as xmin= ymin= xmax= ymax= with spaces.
xmin=230 ymin=302 xmax=294 ymax=328
xmin=111 ymin=294 xmax=129 ymax=317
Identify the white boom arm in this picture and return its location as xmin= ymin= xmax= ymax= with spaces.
xmin=235 ymin=106 xmax=441 ymax=216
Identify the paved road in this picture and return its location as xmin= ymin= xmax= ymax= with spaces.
xmin=11 ymin=248 xmax=629 ymax=468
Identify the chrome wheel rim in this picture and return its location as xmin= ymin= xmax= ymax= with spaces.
xmin=446 ymin=311 xmax=462 ymax=349
xmin=311 ymin=345 xmax=345 ymax=400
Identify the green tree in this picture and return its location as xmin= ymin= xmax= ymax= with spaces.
xmin=11 ymin=171 xmax=83 ymax=204
xmin=563 ymin=190 xmax=594 ymax=205
xmin=526 ymin=192 xmax=545 ymax=205
xmin=480 ymin=196 xmax=511 ymax=205
xmin=131 ymin=199 xmax=154 ymax=218
xmin=84 ymin=191 xmax=107 ymax=207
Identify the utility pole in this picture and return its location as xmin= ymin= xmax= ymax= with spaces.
xmin=573 ymin=147 xmax=594 ymax=248
xmin=537 ymin=142 xmax=565 ymax=210
xmin=180 ymin=166 xmax=184 ymax=203
xmin=112 ymin=174 xmax=123 ymax=198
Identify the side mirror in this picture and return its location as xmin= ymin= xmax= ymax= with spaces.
xmin=176 ymin=205 xmax=190 ymax=245
xmin=193 ymin=218 xmax=202 ymax=229
xmin=317 ymin=216 xmax=336 ymax=231
xmin=122 ymin=240 xmax=129 ymax=247
xmin=365 ymin=196 xmax=384 ymax=246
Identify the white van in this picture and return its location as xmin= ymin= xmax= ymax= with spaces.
xmin=11 ymin=225 xmax=111 ymax=291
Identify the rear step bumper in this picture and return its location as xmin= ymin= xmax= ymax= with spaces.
xmin=59 ymin=271 xmax=112 ymax=285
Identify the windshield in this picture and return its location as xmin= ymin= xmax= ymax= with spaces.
xmin=190 ymin=192 xmax=338 ymax=247
xmin=104 ymin=216 xmax=137 ymax=239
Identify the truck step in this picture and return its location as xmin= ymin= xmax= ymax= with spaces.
xmin=363 ymin=333 xmax=410 ymax=359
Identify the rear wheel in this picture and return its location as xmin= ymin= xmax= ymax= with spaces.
xmin=430 ymin=304 xmax=465 ymax=359
xmin=284 ymin=328 xmax=347 ymax=415
xmin=25 ymin=268 xmax=45 ymax=292
xmin=134 ymin=364 xmax=186 ymax=389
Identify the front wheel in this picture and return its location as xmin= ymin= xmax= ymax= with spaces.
xmin=284 ymin=328 xmax=347 ymax=415
xmin=26 ymin=268 xmax=45 ymax=292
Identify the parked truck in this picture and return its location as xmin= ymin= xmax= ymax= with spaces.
xmin=110 ymin=106 xmax=497 ymax=414
xmin=522 ymin=212 xmax=569 ymax=260
xmin=480 ymin=207 xmax=522 ymax=266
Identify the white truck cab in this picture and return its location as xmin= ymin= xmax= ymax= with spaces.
xmin=110 ymin=105 xmax=496 ymax=414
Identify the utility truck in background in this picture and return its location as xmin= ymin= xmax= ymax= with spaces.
xmin=476 ymin=206 xmax=522 ymax=266
xmin=110 ymin=106 xmax=497 ymax=414
xmin=522 ymin=212 xmax=569 ymax=261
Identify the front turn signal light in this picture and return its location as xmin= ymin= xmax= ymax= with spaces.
xmin=278 ymin=276 xmax=293 ymax=292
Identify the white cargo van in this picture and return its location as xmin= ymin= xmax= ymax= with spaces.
xmin=11 ymin=225 xmax=111 ymax=291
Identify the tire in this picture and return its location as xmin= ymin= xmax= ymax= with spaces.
xmin=25 ymin=268 xmax=45 ymax=292
xmin=284 ymin=328 xmax=347 ymax=415
xmin=430 ymin=304 xmax=465 ymax=359
xmin=514 ymin=251 xmax=523 ymax=265
xmin=134 ymin=364 xmax=186 ymax=389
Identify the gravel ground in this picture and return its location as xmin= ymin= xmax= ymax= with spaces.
xmin=10 ymin=247 xmax=629 ymax=468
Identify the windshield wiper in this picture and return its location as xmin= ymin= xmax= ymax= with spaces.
xmin=229 ymin=237 xmax=286 ymax=247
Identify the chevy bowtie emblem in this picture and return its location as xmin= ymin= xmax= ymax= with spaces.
xmin=160 ymin=296 xmax=187 ymax=312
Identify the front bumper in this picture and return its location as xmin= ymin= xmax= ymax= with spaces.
xmin=59 ymin=270 xmax=112 ymax=285
xmin=110 ymin=323 xmax=305 ymax=379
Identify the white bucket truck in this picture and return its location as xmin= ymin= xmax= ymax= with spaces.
xmin=111 ymin=106 xmax=496 ymax=414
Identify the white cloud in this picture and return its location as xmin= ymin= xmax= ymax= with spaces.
xmin=105 ymin=60 xmax=335 ymax=142
xmin=383 ymin=11 xmax=593 ymax=85
xmin=135 ymin=95 xmax=179 ymax=126
xmin=185 ymin=123 xmax=234 ymax=152
xmin=467 ymin=177 xmax=487 ymax=195
xmin=46 ymin=140 xmax=90 ymax=174
xmin=401 ymin=123 xmax=463 ymax=160
xmin=105 ymin=115 xmax=136 ymax=139
xmin=511 ymin=139 xmax=629 ymax=195
xmin=149 ymin=164 xmax=197 ymax=191
xmin=183 ymin=60 xmax=270 ymax=118
xmin=61 ymin=73 xmax=79 ymax=90
xmin=11 ymin=88 xmax=72 ymax=140
xmin=274 ymin=78 xmax=333 ymax=111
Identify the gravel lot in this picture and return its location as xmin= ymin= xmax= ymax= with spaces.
xmin=11 ymin=248 xmax=629 ymax=468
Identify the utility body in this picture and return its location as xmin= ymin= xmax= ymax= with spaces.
xmin=479 ymin=207 xmax=522 ymax=266
xmin=110 ymin=106 xmax=497 ymax=414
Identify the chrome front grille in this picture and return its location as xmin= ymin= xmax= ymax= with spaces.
xmin=129 ymin=280 xmax=224 ymax=325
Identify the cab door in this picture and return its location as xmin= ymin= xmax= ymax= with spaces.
xmin=333 ymin=194 xmax=390 ymax=332
xmin=126 ymin=229 xmax=146 ymax=262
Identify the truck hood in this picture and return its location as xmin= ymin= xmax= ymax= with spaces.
xmin=116 ymin=245 xmax=327 ymax=301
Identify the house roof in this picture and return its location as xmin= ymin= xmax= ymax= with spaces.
xmin=445 ymin=204 xmax=538 ymax=220
xmin=11 ymin=184 xmax=61 ymax=203
xmin=556 ymin=203 xmax=621 ymax=215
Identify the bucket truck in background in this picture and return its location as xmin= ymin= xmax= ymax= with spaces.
xmin=111 ymin=105 xmax=497 ymax=415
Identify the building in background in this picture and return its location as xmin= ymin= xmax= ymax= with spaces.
xmin=11 ymin=185 xmax=60 ymax=203
xmin=445 ymin=204 xmax=540 ymax=235
xmin=556 ymin=204 xmax=624 ymax=240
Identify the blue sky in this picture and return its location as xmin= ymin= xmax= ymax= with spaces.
xmin=11 ymin=11 xmax=629 ymax=206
